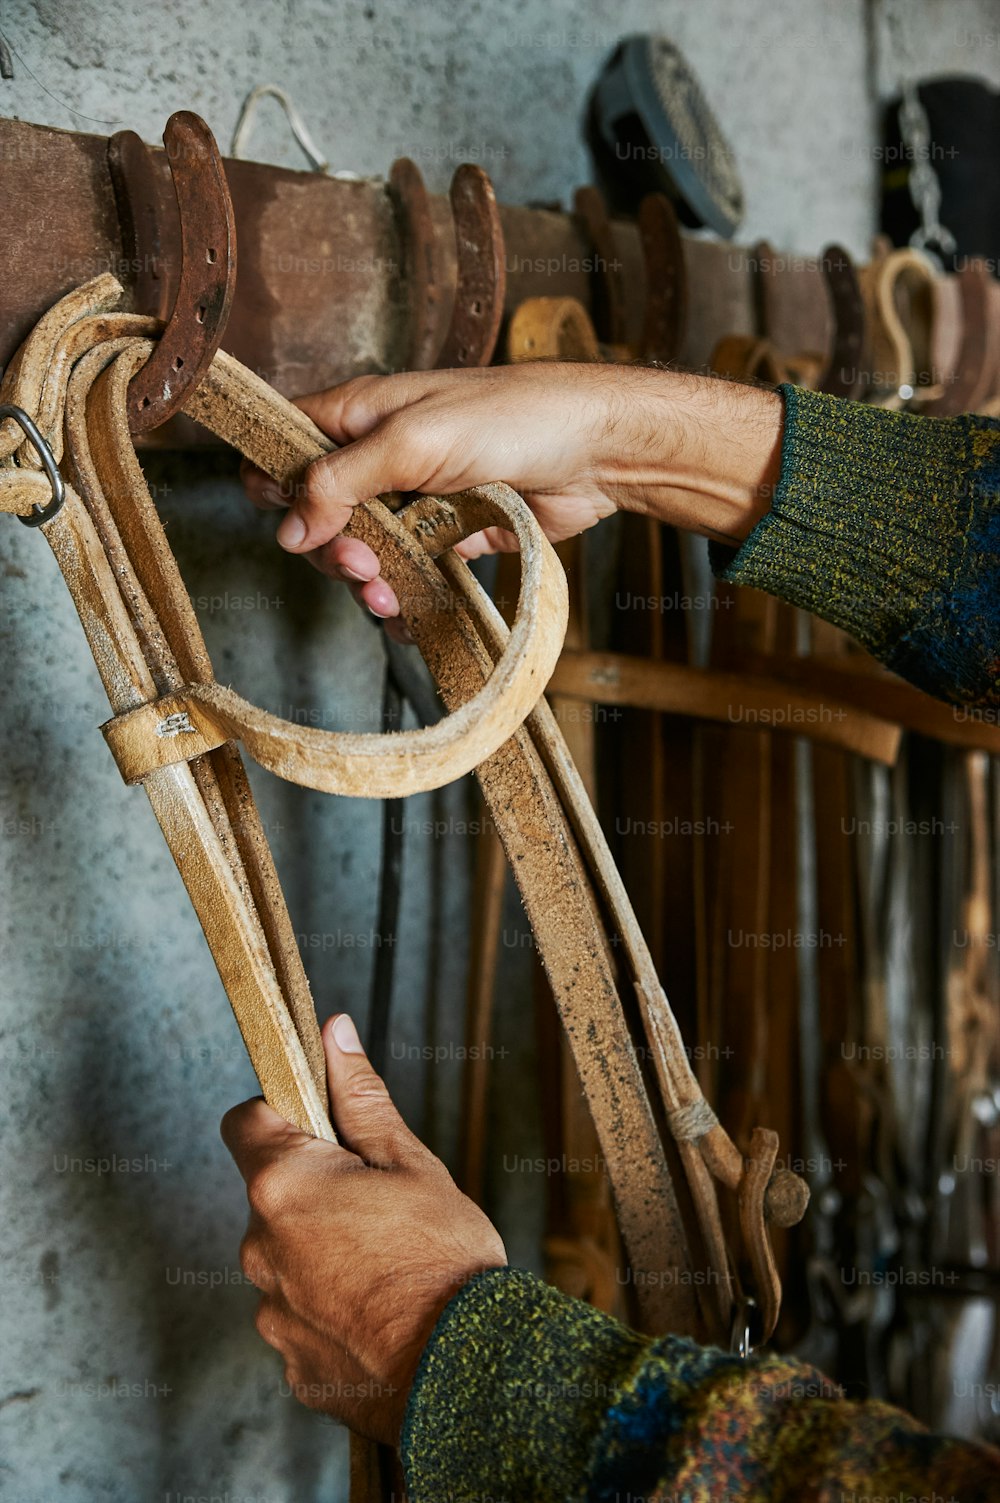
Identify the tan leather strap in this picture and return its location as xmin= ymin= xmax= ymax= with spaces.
xmin=3 ymin=281 xmax=692 ymax=1331
xmin=858 ymin=246 xmax=937 ymax=409
xmin=506 ymin=298 xmax=622 ymax=1314
xmin=4 ymin=276 xmax=811 ymax=1344
xmin=3 ymin=316 xmax=570 ymax=798
xmin=548 ymin=649 xmax=900 ymax=765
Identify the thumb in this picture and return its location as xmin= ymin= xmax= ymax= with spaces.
xmin=274 ymin=424 xmax=402 ymax=555
xmin=324 ymin=1014 xmax=422 ymax=1170
xmin=276 ymin=406 xmax=442 ymax=555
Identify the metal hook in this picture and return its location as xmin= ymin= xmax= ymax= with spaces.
xmin=110 ymin=112 xmax=237 ymax=434
xmin=1 ymin=404 xmax=66 ymax=527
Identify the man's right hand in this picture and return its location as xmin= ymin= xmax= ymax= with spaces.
xmin=241 ymin=362 xmax=782 ymax=634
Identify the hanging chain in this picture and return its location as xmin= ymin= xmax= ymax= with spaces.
xmin=881 ymin=0 xmax=956 ymax=259
xmin=897 ymin=79 xmax=956 ymax=257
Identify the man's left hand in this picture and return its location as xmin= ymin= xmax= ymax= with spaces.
xmin=221 ymin=1013 xmax=507 ymax=1445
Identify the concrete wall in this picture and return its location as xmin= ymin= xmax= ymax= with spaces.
xmin=1 ymin=2 xmax=999 ymax=1500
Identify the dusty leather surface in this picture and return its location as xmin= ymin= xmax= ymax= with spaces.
xmin=1 ymin=275 xmax=813 ymax=1348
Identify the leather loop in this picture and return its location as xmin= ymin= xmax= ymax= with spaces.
xmin=102 ymin=692 xmax=230 ymax=783
xmin=858 ymin=246 xmax=937 ymax=409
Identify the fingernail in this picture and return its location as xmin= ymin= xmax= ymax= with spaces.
xmin=261 ymin=484 xmax=283 ymax=507
xmin=341 ymin=566 xmax=368 ymax=583
xmin=276 ymin=512 xmax=307 ymax=550
xmin=333 ymin=1014 xmax=364 ymax=1054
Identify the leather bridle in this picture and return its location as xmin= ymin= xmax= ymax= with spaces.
xmin=1 ymin=273 xmax=808 ymax=1347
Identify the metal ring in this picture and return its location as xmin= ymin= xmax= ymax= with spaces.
xmin=0 ymin=404 xmax=66 ymax=527
xmin=729 ymin=1296 xmax=758 ymax=1360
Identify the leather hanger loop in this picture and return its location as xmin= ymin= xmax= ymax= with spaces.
xmin=507 ymin=296 xmax=600 ymax=363
xmin=858 ymin=244 xmax=937 ymax=409
xmin=709 ymin=333 xmax=789 ymax=386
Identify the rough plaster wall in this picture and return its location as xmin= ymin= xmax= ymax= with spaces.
xmin=1 ymin=2 xmax=1000 ymax=1500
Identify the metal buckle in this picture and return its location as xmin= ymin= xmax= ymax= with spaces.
xmin=1 ymin=404 xmax=66 ymax=527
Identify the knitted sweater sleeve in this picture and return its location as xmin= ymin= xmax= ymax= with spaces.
xmin=709 ymin=384 xmax=1000 ymax=708
xmin=400 ymin=1268 xmax=1000 ymax=1502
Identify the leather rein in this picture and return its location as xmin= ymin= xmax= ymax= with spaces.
xmin=0 ymin=274 xmax=807 ymax=1346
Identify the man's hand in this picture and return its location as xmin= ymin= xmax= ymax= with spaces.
xmin=221 ymin=1014 xmax=507 ymax=1445
xmin=240 ymin=363 xmax=782 ymax=639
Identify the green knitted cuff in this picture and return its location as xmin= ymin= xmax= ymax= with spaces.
xmin=400 ymin=1267 xmax=646 ymax=1503
xmin=710 ymin=385 xmax=1000 ymax=706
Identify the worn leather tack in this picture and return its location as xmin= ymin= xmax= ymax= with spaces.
xmin=857 ymin=245 xmax=937 ymax=409
xmin=3 ymin=276 xmax=810 ymax=1347
xmin=505 ymin=298 xmax=621 ymax=1315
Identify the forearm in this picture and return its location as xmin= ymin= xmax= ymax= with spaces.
xmin=595 ymin=368 xmax=784 ymax=547
xmin=259 ymin=362 xmax=1000 ymax=706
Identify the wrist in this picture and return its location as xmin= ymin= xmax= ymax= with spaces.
xmin=596 ymin=369 xmax=784 ymax=545
xmin=402 ymin=1268 xmax=646 ymax=1502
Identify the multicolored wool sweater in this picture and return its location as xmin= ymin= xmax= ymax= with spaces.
xmin=400 ymin=387 xmax=1000 ymax=1501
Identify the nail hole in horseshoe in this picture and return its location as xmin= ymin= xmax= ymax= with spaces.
xmin=173 ymin=356 xmax=184 ymax=371
xmin=196 ymin=306 xmax=206 ymax=324
xmin=206 ymin=247 xmax=217 ymax=264
xmin=471 ymin=299 xmax=483 ymax=316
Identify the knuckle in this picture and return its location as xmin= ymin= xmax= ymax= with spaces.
xmin=346 ymin=1068 xmax=391 ymax=1107
xmin=253 ymin=1300 xmax=280 ymax=1349
xmin=382 ymin=408 xmax=439 ymax=459
xmin=304 ymin=455 xmax=339 ymax=509
xmin=380 ymin=410 xmax=448 ymax=478
xmin=338 ymin=376 xmax=382 ymax=425
xmin=246 ymin=1163 xmax=286 ymax=1218
xmin=238 ymin=1234 xmax=265 ymax=1284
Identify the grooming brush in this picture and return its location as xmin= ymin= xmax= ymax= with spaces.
xmin=588 ymin=34 xmax=744 ymax=238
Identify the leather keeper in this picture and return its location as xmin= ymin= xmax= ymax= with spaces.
xmin=102 ymin=691 xmax=229 ymax=784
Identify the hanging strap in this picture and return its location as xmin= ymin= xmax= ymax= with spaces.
xmin=1 ymin=275 xmax=809 ymax=1344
